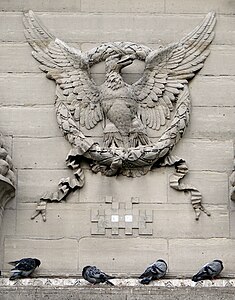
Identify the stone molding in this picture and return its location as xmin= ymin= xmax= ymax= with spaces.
xmin=0 ymin=278 xmax=234 ymax=288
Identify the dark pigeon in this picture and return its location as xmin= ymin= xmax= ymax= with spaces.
xmin=82 ymin=265 xmax=115 ymax=286
xmin=139 ymin=259 xmax=167 ymax=284
xmin=8 ymin=258 xmax=41 ymax=280
xmin=192 ymin=259 xmax=223 ymax=282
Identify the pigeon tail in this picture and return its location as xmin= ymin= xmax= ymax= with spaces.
xmin=140 ymin=277 xmax=152 ymax=285
xmin=106 ymin=279 xmax=115 ymax=286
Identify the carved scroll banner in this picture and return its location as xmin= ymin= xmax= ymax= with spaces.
xmin=23 ymin=11 xmax=216 ymax=222
xmin=0 ymin=134 xmax=16 ymax=228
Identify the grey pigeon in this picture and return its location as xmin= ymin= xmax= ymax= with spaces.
xmin=139 ymin=259 xmax=167 ymax=284
xmin=192 ymin=259 xmax=223 ymax=282
xmin=8 ymin=258 xmax=41 ymax=280
xmin=82 ymin=265 xmax=115 ymax=286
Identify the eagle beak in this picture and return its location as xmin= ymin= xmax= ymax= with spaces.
xmin=117 ymin=55 xmax=134 ymax=66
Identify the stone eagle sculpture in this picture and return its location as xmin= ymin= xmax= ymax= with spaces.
xmin=23 ymin=11 xmax=216 ymax=221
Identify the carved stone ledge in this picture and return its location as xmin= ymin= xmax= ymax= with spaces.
xmin=0 ymin=134 xmax=16 ymax=228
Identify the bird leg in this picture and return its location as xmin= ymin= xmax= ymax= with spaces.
xmin=129 ymin=117 xmax=150 ymax=147
xmin=103 ymin=122 xmax=124 ymax=148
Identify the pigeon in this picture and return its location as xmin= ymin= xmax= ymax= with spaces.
xmin=8 ymin=258 xmax=41 ymax=280
xmin=192 ymin=259 xmax=224 ymax=282
xmin=139 ymin=259 xmax=168 ymax=284
xmin=82 ymin=265 xmax=115 ymax=286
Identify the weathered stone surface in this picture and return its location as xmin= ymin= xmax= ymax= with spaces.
xmin=190 ymin=76 xmax=235 ymax=107
xmin=152 ymin=204 xmax=229 ymax=238
xmin=0 ymin=107 xmax=62 ymax=137
xmin=17 ymin=169 xmax=72 ymax=203
xmin=185 ymin=107 xmax=235 ymax=139
xmin=169 ymin=239 xmax=235 ymax=275
xmin=0 ymin=74 xmax=55 ymax=105
xmin=13 ymin=137 xmax=70 ymax=169
xmin=0 ymin=13 xmax=234 ymax=45
xmin=81 ymin=0 xmax=165 ymax=13
xmin=165 ymin=0 xmax=235 ymax=14
xmin=0 ymin=0 xmax=81 ymax=11
xmin=78 ymin=238 xmax=168 ymax=274
xmin=79 ymin=169 xmax=167 ymax=204
xmin=173 ymin=139 xmax=233 ymax=172
xmin=1 ymin=45 xmax=234 ymax=77
xmin=4 ymin=238 xmax=78 ymax=275
xmin=15 ymin=203 xmax=91 ymax=238
xmin=0 ymin=285 xmax=235 ymax=300
xmin=168 ymin=171 xmax=229 ymax=205
xmin=0 ymin=44 xmax=39 ymax=72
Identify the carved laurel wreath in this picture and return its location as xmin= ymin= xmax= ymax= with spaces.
xmin=56 ymin=41 xmax=190 ymax=177
xmin=23 ymin=11 xmax=216 ymax=221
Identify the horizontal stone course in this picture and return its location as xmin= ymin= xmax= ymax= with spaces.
xmin=1 ymin=44 xmax=234 ymax=76
xmin=0 ymin=107 xmax=62 ymax=137
xmin=13 ymin=137 xmax=71 ymax=169
xmin=168 ymin=171 xmax=229 ymax=205
xmin=78 ymin=237 xmax=168 ymax=274
xmin=81 ymin=0 xmax=165 ymax=13
xmin=0 ymin=0 xmax=81 ymax=12
xmin=0 ymin=13 xmax=234 ymax=45
xmin=169 ymin=238 xmax=235 ymax=275
xmin=4 ymin=237 xmax=78 ymax=275
xmin=165 ymin=0 xmax=235 ymax=14
xmin=0 ymin=74 xmax=55 ymax=105
xmin=185 ymin=107 xmax=235 ymax=140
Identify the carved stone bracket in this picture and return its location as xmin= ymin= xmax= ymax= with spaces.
xmin=230 ymin=159 xmax=235 ymax=201
xmin=91 ymin=196 xmax=153 ymax=236
xmin=0 ymin=134 xmax=16 ymax=228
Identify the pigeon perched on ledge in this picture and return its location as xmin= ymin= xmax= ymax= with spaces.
xmin=139 ymin=259 xmax=168 ymax=284
xmin=82 ymin=265 xmax=115 ymax=286
xmin=8 ymin=258 xmax=41 ymax=280
xmin=192 ymin=260 xmax=224 ymax=282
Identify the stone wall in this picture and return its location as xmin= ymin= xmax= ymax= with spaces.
xmin=0 ymin=0 xmax=235 ymax=279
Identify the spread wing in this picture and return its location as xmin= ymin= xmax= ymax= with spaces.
xmin=23 ymin=10 xmax=103 ymax=130
xmin=133 ymin=12 xmax=216 ymax=130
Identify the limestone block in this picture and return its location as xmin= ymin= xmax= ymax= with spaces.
xmin=0 ymin=0 xmax=81 ymax=11
xmin=151 ymin=204 xmax=229 ymax=239
xmin=13 ymin=137 xmax=70 ymax=169
xmin=1 ymin=44 xmax=234 ymax=80
xmin=78 ymin=169 xmax=168 ymax=203
xmin=165 ymin=0 xmax=235 ymax=14
xmin=78 ymin=237 xmax=168 ymax=274
xmin=1 ymin=13 xmax=234 ymax=45
xmin=200 ymin=46 xmax=235 ymax=76
xmin=190 ymin=76 xmax=235 ymax=107
xmin=17 ymin=169 xmax=74 ymax=203
xmin=4 ymin=238 xmax=78 ymax=275
xmin=169 ymin=239 xmax=235 ymax=275
xmin=0 ymin=107 xmax=62 ymax=137
xmin=81 ymin=0 xmax=165 ymax=13
xmin=1 ymin=209 xmax=16 ymax=236
xmin=0 ymin=74 xmax=55 ymax=105
xmin=172 ymin=139 xmax=233 ymax=172
xmin=15 ymin=203 xmax=91 ymax=238
xmin=168 ymin=171 xmax=229 ymax=205
xmin=185 ymin=107 xmax=235 ymax=139
xmin=0 ymin=44 xmax=38 ymax=72
xmin=36 ymin=14 xmax=235 ymax=45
